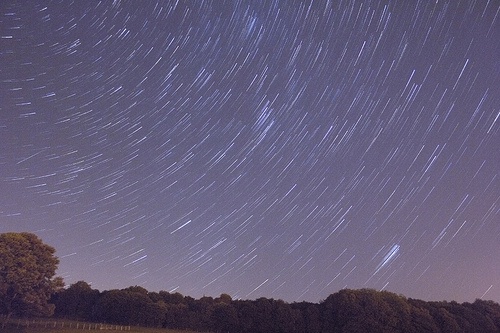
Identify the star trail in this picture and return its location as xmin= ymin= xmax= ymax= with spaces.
xmin=1 ymin=0 xmax=499 ymax=303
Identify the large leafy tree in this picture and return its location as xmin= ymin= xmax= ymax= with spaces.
xmin=0 ymin=232 xmax=63 ymax=318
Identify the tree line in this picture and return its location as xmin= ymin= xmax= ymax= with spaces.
xmin=50 ymin=283 xmax=500 ymax=333
xmin=2 ymin=232 xmax=500 ymax=332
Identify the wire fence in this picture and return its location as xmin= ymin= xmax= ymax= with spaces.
xmin=0 ymin=316 xmax=132 ymax=331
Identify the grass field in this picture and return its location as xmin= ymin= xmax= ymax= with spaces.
xmin=2 ymin=328 xmax=198 ymax=333
xmin=0 ymin=319 xmax=203 ymax=333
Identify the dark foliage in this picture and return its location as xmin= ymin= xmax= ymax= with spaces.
xmin=0 ymin=232 xmax=63 ymax=318
xmin=52 ymin=281 xmax=99 ymax=321
xmin=49 ymin=285 xmax=500 ymax=332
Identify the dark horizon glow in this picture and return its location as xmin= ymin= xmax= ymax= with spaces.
xmin=1 ymin=0 xmax=499 ymax=303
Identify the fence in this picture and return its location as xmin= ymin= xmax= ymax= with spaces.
xmin=0 ymin=317 xmax=131 ymax=331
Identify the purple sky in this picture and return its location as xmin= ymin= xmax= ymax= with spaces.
xmin=1 ymin=0 xmax=499 ymax=303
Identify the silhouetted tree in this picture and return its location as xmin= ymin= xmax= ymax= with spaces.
xmin=164 ymin=303 xmax=189 ymax=329
xmin=274 ymin=299 xmax=302 ymax=333
xmin=93 ymin=288 xmax=164 ymax=327
xmin=470 ymin=299 xmax=500 ymax=330
xmin=0 ymin=232 xmax=63 ymax=318
xmin=216 ymin=293 xmax=233 ymax=304
xmin=122 ymin=285 xmax=149 ymax=295
xmin=147 ymin=291 xmax=162 ymax=303
xmin=234 ymin=300 xmax=258 ymax=333
xmin=321 ymin=289 xmax=425 ymax=333
xmin=406 ymin=298 xmax=440 ymax=332
xmin=445 ymin=300 xmax=497 ymax=333
xmin=292 ymin=301 xmax=321 ymax=333
xmin=52 ymin=281 xmax=99 ymax=320
xmin=211 ymin=302 xmax=238 ymax=333
xmin=159 ymin=290 xmax=185 ymax=304
xmin=426 ymin=302 xmax=463 ymax=333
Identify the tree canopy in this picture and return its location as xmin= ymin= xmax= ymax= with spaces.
xmin=0 ymin=232 xmax=62 ymax=317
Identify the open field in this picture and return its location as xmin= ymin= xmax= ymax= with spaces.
xmin=1 ymin=328 xmax=198 ymax=333
xmin=0 ymin=319 xmax=203 ymax=333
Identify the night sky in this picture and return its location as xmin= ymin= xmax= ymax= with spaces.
xmin=1 ymin=0 xmax=499 ymax=303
